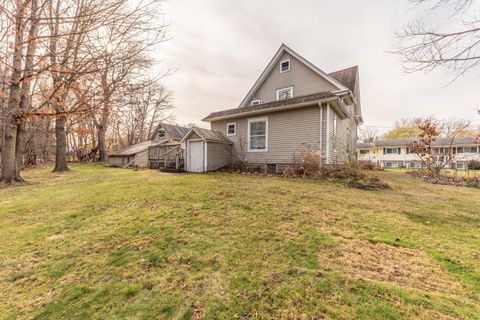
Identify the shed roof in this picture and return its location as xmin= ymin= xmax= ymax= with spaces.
xmin=109 ymin=140 xmax=158 ymax=156
xmin=182 ymin=127 xmax=232 ymax=144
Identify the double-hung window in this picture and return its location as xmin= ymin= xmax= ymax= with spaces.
xmin=248 ymin=118 xmax=268 ymax=152
xmin=226 ymin=123 xmax=236 ymax=136
xmin=279 ymin=59 xmax=290 ymax=73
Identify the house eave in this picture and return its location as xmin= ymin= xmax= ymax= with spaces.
xmin=203 ymin=97 xmax=337 ymax=122
xmin=238 ymin=44 xmax=349 ymax=107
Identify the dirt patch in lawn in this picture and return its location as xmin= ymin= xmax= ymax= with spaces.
xmin=319 ymin=239 xmax=466 ymax=295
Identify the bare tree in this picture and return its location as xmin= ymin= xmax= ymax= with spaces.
xmin=113 ymin=80 xmax=172 ymax=148
xmin=409 ymin=118 xmax=471 ymax=175
xmin=395 ymin=0 xmax=480 ymax=78
xmin=359 ymin=126 xmax=379 ymax=143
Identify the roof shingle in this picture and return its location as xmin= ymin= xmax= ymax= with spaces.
xmin=203 ymin=91 xmax=337 ymax=121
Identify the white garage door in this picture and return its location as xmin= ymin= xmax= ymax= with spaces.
xmin=188 ymin=141 xmax=204 ymax=172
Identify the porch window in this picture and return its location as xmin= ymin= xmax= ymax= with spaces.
xmin=248 ymin=118 xmax=268 ymax=152
xmin=227 ymin=123 xmax=236 ymax=136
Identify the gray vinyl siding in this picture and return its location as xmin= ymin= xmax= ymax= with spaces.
xmin=320 ymin=105 xmax=327 ymax=162
xmin=326 ymin=104 xmax=357 ymax=164
xmin=210 ymin=106 xmax=321 ymax=164
xmin=108 ymin=156 xmax=126 ymax=167
xmin=188 ymin=132 xmax=202 ymax=140
xmin=206 ymin=143 xmax=231 ymax=171
xmin=134 ymin=150 xmax=149 ymax=168
xmin=248 ymin=52 xmax=338 ymax=105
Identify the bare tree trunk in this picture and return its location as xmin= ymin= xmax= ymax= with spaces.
xmin=1 ymin=2 xmax=25 ymax=183
xmin=53 ymin=115 xmax=69 ymax=172
xmin=14 ymin=0 xmax=40 ymax=181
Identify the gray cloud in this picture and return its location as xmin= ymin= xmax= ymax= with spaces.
xmin=157 ymin=0 xmax=480 ymax=131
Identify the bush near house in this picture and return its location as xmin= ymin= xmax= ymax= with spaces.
xmin=467 ymin=160 xmax=480 ymax=170
xmin=1 ymin=164 xmax=479 ymax=319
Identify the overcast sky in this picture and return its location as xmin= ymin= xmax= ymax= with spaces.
xmin=157 ymin=0 xmax=480 ymax=132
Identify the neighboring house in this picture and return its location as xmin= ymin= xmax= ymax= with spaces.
xmin=108 ymin=123 xmax=189 ymax=168
xmin=183 ymin=44 xmax=363 ymax=173
xmin=358 ymin=137 xmax=480 ymax=169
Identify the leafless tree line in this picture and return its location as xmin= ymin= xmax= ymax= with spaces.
xmin=1 ymin=0 xmax=172 ymax=183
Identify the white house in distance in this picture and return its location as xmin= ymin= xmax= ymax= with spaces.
xmin=358 ymin=137 xmax=480 ymax=169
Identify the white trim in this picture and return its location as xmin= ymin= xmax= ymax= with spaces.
xmin=279 ymin=59 xmax=290 ymax=73
xmin=319 ymin=104 xmax=323 ymax=167
xmin=226 ymin=122 xmax=236 ymax=136
xmin=251 ymin=100 xmax=262 ymax=106
xmin=276 ymin=86 xmax=293 ymax=101
xmin=204 ymin=141 xmax=208 ymax=172
xmin=203 ymin=96 xmax=336 ymax=122
xmin=238 ymin=44 xmax=349 ymax=107
xmin=326 ymin=104 xmax=330 ymax=164
xmin=247 ymin=117 xmax=268 ymax=153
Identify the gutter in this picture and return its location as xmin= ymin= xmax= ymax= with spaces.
xmin=203 ymin=96 xmax=337 ymax=122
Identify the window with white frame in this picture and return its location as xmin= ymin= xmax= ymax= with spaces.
xmin=251 ymin=100 xmax=262 ymax=106
xmin=280 ymin=59 xmax=290 ymax=73
xmin=332 ymin=113 xmax=338 ymax=152
xmin=226 ymin=123 xmax=236 ymax=136
xmin=276 ymin=87 xmax=293 ymax=101
xmin=248 ymin=118 xmax=268 ymax=152
xmin=384 ymin=148 xmax=400 ymax=155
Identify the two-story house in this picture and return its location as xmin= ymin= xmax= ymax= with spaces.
xmin=358 ymin=137 xmax=480 ymax=169
xmin=182 ymin=44 xmax=364 ymax=173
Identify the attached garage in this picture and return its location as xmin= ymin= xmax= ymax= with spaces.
xmin=182 ymin=127 xmax=232 ymax=173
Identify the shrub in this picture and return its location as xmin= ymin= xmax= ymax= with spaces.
xmin=281 ymin=150 xmax=390 ymax=190
xmin=467 ymin=160 xmax=480 ymax=170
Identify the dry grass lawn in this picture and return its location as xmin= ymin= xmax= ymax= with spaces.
xmin=0 ymin=164 xmax=479 ymax=319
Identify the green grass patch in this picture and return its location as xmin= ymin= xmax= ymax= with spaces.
xmin=0 ymin=164 xmax=479 ymax=319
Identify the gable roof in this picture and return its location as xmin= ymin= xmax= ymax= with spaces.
xmin=238 ymin=44 xmax=349 ymax=107
xmin=329 ymin=66 xmax=358 ymax=92
xmin=203 ymin=91 xmax=343 ymax=122
xmin=181 ymin=127 xmax=232 ymax=144
xmin=150 ymin=122 xmax=190 ymax=140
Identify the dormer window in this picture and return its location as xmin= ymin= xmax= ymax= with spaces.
xmin=276 ymin=87 xmax=293 ymax=101
xmin=158 ymin=129 xmax=165 ymax=139
xmin=251 ymin=100 xmax=261 ymax=106
xmin=280 ymin=59 xmax=290 ymax=73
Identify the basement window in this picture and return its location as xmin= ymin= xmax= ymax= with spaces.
xmin=266 ymin=163 xmax=277 ymax=174
xmin=280 ymin=59 xmax=290 ymax=73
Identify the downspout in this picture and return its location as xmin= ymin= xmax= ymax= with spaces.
xmin=319 ymin=103 xmax=323 ymax=168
